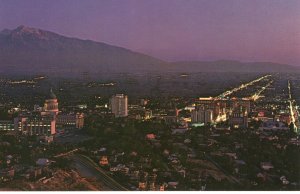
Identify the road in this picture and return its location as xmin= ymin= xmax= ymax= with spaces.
xmin=54 ymin=148 xmax=79 ymax=158
xmin=215 ymin=74 xmax=271 ymax=99
xmin=204 ymin=153 xmax=241 ymax=185
xmin=71 ymin=154 xmax=128 ymax=191
xmin=213 ymin=74 xmax=272 ymax=124
xmin=249 ymin=80 xmax=273 ymax=101
xmin=288 ymin=80 xmax=298 ymax=133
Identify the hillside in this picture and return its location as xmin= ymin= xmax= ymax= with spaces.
xmin=0 ymin=26 xmax=298 ymax=75
xmin=0 ymin=25 xmax=165 ymax=75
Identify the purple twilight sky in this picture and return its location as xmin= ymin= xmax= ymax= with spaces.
xmin=0 ymin=0 xmax=300 ymax=65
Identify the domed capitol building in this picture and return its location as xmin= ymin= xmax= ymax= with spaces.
xmin=13 ymin=88 xmax=84 ymax=137
xmin=44 ymin=88 xmax=59 ymax=116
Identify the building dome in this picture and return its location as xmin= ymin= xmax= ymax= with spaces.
xmin=47 ymin=88 xmax=57 ymax=99
xmin=44 ymin=88 xmax=59 ymax=115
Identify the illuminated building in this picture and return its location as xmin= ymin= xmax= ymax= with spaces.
xmin=11 ymin=89 xmax=85 ymax=136
xmin=56 ymin=113 xmax=84 ymax=129
xmin=279 ymin=114 xmax=291 ymax=125
xmin=109 ymin=94 xmax=128 ymax=117
xmin=230 ymin=98 xmax=251 ymax=113
xmin=197 ymin=98 xmax=227 ymax=120
xmin=43 ymin=88 xmax=59 ymax=116
xmin=229 ymin=106 xmax=248 ymax=128
xmin=191 ymin=109 xmax=199 ymax=123
xmin=40 ymin=89 xmax=84 ymax=131
xmin=191 ymin=107 xmax=213 ymax=124
xmin=144 ymin=110 xmax=152 ymax=120
xmin=0 ymin=120 xmax=14 ymax=131
xmin=14 ymin=115 xmax=56 ymax=135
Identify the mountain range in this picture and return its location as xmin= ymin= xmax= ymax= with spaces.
xmin=0 ymin=25 xmax=299 ymax=75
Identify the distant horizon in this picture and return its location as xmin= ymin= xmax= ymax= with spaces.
xmin=1 ymin=0 xmax=299 ymax=66
xmin=1 ymin=24 xmax=298 ymax=67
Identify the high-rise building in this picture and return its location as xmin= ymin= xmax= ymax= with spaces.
xmin=204 ymin=110 xmax=214 ymax=124
xmin=109 ymin=94 xmax=128 ymax=117
xmin=230 ymin=98 xmax=251 ymax=113
xmin=197 ymin=98 xmax=227 ymax=120
xmin=229 ymin=106 xmax=248 ymax=128
xmin=191 ymin=107 xmax=213 ymax=124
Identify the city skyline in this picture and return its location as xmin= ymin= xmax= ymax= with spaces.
xmin=1 ymin=0 xmax=299 ymax=65
xmin=1 ymin=0 xmax=300 ymax=191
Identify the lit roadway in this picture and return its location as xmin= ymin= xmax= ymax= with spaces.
xmin=203 ymin=153 xmax=241 ymax=185
xmin=249 ymin=80 xmax=273 ymax=101
xmin=54 ymin=148 xmax=79 ymax=158
xmin=212 ymin=74 xmax=272 ymax=123
xmin=72 ymin=154 xmax=128 ymax=191
xmin=216 ymin=75 xmax=270 ymax=121
xmin=288 ymin=80 xmax=298 ymax=133
xmin=52 ymin=148 xmax=128 ymax=190
xmin=215 ymin=74 xmax=271 ymax=99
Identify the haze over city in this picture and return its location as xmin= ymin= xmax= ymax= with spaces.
xmin=1 ymin=0 xmax=300 ymax=65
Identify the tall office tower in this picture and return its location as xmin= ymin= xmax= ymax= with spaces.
xmin=204 ymin=109 xmax=213 ymax=124
xmin=110 ymin=94 xmax=128 ymax=117
xmin=231 ymin=98 xmax=251 ymax=113
xmin=191 ymin=109 xmax=198 ymax=123
xmin=229 ymin=105 xmax=248 ymax=128
xmin=191 ymin=107 xmax=213 ymax=124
